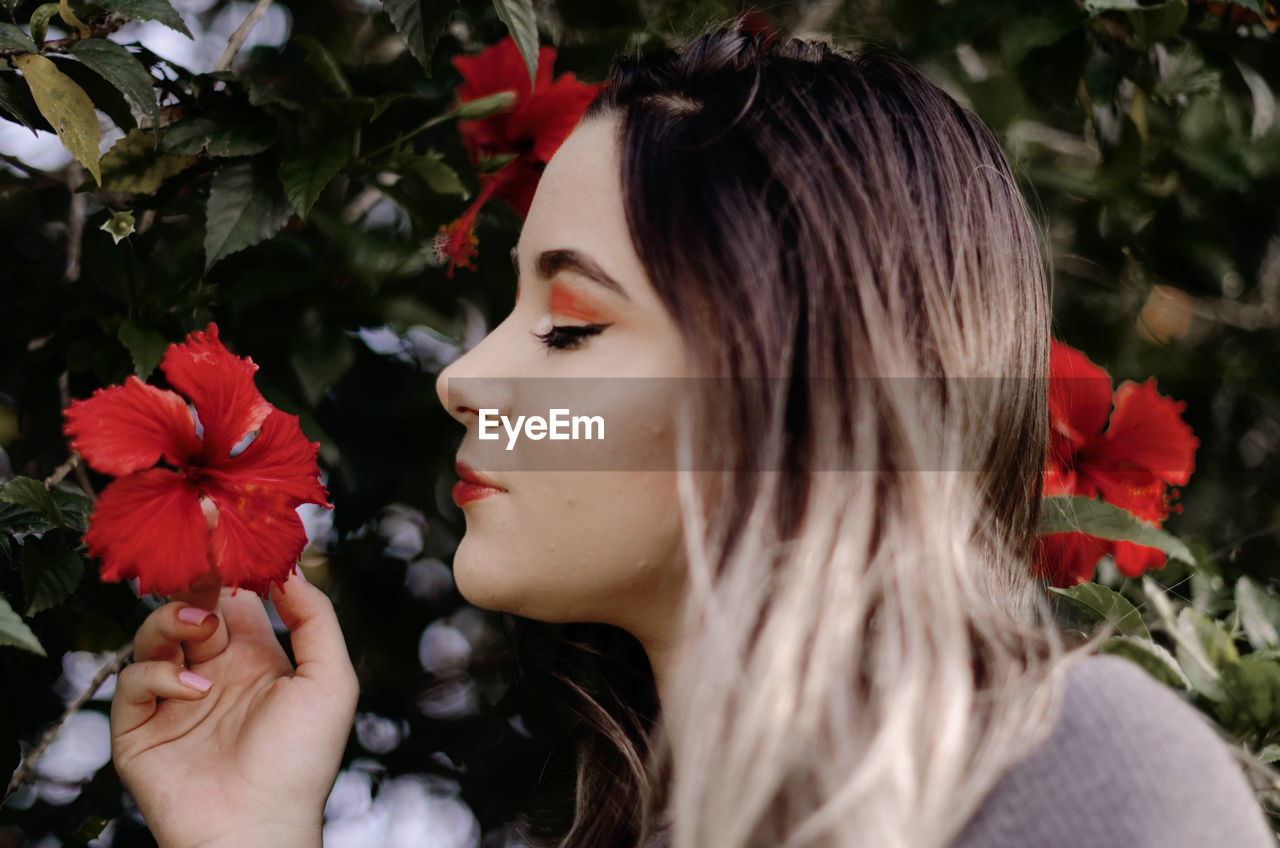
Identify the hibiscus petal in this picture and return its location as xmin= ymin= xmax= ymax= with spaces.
xmin=1048 ymin=341 xmax=1114 ymax=448
xmin=1034 ymin=532 xmax=1110 ymax=587
xmin=204 ymin=409 xmax=330 ymax=507
xmin=1093 ymin=378 xmax=1198 ymax=485
xmin=453 ymin=39 xmax=555 ymax=104
xmin=1110 ymin=540 xmax=1167 ymax=579
xmin=160 ymin=324 xmax=273 ymax=464
xmin=205 ymin=482 xmax=308 ymax=596
xmin=1083 ymin=469 xmax=1171 ymax=524
xmin=85 ymin=469 xmax=211 ymax=596
xmin=511 ymin=74 xmax=606 ymax=164
xmin=63 ymin=377 xmax=201 ymax=476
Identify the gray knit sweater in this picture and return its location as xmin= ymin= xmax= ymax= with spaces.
xmin=644 ymin=654 xmax=1276 ymax=847
xmin=948 ymin=653 xmax=1275 ymax=848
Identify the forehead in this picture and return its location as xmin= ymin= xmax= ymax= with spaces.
xmin=518 ymin=117 xmax=639 ymax=278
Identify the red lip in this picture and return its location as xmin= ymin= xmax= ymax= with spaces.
xmin=453 ymin=460 xmax=506 ymax=507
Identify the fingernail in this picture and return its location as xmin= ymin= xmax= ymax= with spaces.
xmin=178 ymin=606 xmax=212 ymax=626
xmin=179 ymin=670 xmax=213 ymax=693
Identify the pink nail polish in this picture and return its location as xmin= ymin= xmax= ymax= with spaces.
xmin=179 ymin=670 xmax=213 ymax=692
xmin=178 ymin=606 xmax=211 ymax=626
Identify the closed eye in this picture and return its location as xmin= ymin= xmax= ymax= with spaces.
xmin=532 ymin=323 xmax=610 ymax=351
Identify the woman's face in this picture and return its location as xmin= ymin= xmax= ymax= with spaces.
xmin=435 ymin=116 xmax=691 ymax=643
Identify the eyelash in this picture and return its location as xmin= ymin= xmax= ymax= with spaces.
xmin=532 ymin=323 xmax=610 ymax=350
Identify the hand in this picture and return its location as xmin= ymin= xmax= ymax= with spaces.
xmin=110 ymin=569 xmax=359 ymax=848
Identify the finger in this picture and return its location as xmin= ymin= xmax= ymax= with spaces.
xmin=218 ymin=584 xmax=279 ymax=646
xmin=111 ymin=660 xmax=214 ymax=736
xmin=268 ymin=570 xmax=359 ymax=708
xmin=133 ymin=601 xmax=225 ymax=665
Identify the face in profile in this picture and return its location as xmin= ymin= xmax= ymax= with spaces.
xmin=435 ymin=116 xmax=691 ymax=643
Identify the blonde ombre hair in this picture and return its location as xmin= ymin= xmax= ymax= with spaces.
xmin=510 ymin=26 xmax=1105 ymax=848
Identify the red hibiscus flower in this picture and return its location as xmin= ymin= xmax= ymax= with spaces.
xmin=63 ymin=324 xmax=330 ymax=597
xmin=1035 ymin=340 xmax=1199 ymax=586
xmin=433 ymin=36 xmax=604 ymax=277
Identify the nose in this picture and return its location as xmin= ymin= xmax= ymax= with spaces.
xmin=435 ymin=323 xmax=516 ymax=428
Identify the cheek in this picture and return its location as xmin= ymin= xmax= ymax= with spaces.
xmin=451 ymin=470 xmax=684 ymax=625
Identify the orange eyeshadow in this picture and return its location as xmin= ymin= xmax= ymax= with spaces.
xmin=549 ymin=282 xmax=607 ymax=323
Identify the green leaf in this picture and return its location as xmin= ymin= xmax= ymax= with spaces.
xmin=293 ymin=34 xmax=351 ymax=97
xmin=1172 ymin=606 xmax=1238 ymax=701
xmin=382 ymin=0 xmax=459 ymax=76
xmin=278 ymin=141 xmax=350 ymax=220
xmin=0 ymin=477 xmax=64 ymax=528
xmin=1101 ymin=635 xmax=1190 ymax=689
xmin=0 ymin=22 xmax=38 ymax=52
xmin=1049 ymin=582 xmax=1151 ymax=639
xmin=96 ymin=127 xmax=196 ymax=193
xmin=454 ymin=89 xmax=517 ymax=120
xmin=1259 ymin=744 xmax=1280 ymax=765
xmin=396 ymin=149 xmax=469 ymax=198
xmin=1215 ymin=655 xmax=1280 ymax=735
xmin=20 ymin=541 xmax=83 ymax=616
xmin=160 ymin=114 xmax=276 ymax=157
xmin=204 ymin=158 xmax=294 ymax=271
xmin=0 ymin=595 xmax=45 ymax=656
xmin=96 ymin=0 xmax=192 ymax=38
xmin=117 ymin=320 xmax=165 ymax=379
xmin=0 ymin=74 xmax=46 ymax=134
xmin=13 ymin=52 xmax=102 ymax=185
xmin=1233 ymin=0 xmax=1267 ymax=13
xmin=1039 ymin=496 xmax=1194 ymax=566
xmin=68 ymin=38 xmax=160 ymax=125
xmin=1236 ymin=577 xmax=1280 ymax=651
xmin=29 ymin=3 xmax=60 ymax=46
xmin=476 ymin=151 xmax=518 ymax=173
xmin=491 ymin=0 xmax=539 ymax=89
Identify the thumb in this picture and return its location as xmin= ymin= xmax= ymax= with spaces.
xmin=268 ymin=569 xmax=359 ymax=703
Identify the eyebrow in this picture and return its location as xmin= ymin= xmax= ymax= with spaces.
xmin=510 ymin=244 xmax=631 ymax=300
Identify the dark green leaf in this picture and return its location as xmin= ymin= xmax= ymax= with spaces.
xmin=491 ymin=0 xmax=538 ymax=89
xmin=117 ymin=320 xmax=166 ymax=379
xmin=204 ymin=158 xmax=294 ymax=270
xmin=278 ymin=141 xmax=350 ymax=220
xmin=0 ymin=22 xmax=38 ymax=52
xmin=49 ymin=485 xmax=93 ymax=534
xmin=293 ymin=34 xmax=351 ymax=96
xmin=68 ymin=38 xmax=160 ymax=124
xmin=1101 ymin=635 xmax=1189 ymax=689
xmin=397 ymin=149 xmax=469 ymax=198
xmin=29 ymin=3 xmax=60 ymax=46
xmin=0 ymin=477 xmax=64 ymax=528
xmin=1039 ymin=496 xmax=1194 ymax=565
xmin=0 ymin=595 xmax=45 ymax=656
xmin=160 ymin=114 xmax=275 ymax=157
xmin=21 ymin=541 xmax=83 ymax=616
xmin=382 ymin=0 xmax=458 ymax=76
xmin=0 ymin=502 xmax=58 ymax=536
xmin=0 ymin=74 xmax=47 ymax=133
xmin=1049 ymin=581 xmax=1151 ymax=639
xmin=97 ymin=0 xmax=192 ymax=38
xmin=96 ymin=127 xmax=196 ymax=193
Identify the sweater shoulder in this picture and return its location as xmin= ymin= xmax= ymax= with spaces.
xmin=949 ymin=653 xmax=1276 ymax=848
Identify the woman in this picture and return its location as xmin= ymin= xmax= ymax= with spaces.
xmin=109 ymin=27 xmax=1275 ymax=848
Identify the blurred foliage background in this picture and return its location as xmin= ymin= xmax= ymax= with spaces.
xmin=1 ymin=0 xmax=1279 ymax=845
